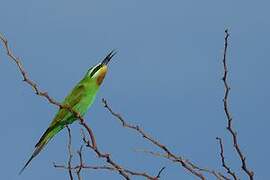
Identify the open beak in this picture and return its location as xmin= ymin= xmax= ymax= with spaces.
xmin=101 ymin=50 xmax=117 ymax=65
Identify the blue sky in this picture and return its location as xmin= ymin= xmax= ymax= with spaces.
xmin=0 ymin=0 xmax=269 ymax=179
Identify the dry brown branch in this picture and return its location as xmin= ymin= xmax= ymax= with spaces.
xmin=0 ymin=32 xmax=157 ymax=180
xmin=54 ymin=163 xmax=115 ymax=171
xmin=155 ymin=167 xmax=166 ymax=179
xmin=80 ymin=129 xmax=161 ymax=180
xmin=55 ymin=143 xmax=165 ymax=180
xmin=186 ymin=161 xmax=229 ymax=180
xmin=221 ymin=29 xmax=254 ymax=180
xmin=136 ymin=149 xmax=229 ymax=180
xmin=102 ymin=98 xmax=208 ymax=180
xmin=53 ymin=139 xmax=165 ymax=180
xmin=66 ymin=126 xmax=74 ymax=180
xmin=76 ymin=145 xmax=84 ymax=180
xmin=216 ymin=137 xmax=238 ymax=180
xmin=55 ymin=163 xmax=165 ymax=180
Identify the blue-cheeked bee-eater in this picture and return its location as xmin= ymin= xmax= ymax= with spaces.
xmin=19 ymin=50 xmax=116 ymax=174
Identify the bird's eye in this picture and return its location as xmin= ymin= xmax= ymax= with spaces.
xmin=87 ymin=66 xmax=94 ymax=75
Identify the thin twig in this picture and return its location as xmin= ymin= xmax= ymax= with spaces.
xmin=221 ymin=29 xmax=254 ymax=180
xmin=186 ymin=161 xmax=230 ymax=180
xmin=136 ymin=149 xmax=229 ymax=180
xmin=102 ymin=98 xmax=207 ymax=180
xmin=155 ymin=167 xmax=166 ymax=179
xmin=80 ymin=129 xmax=159 ymax=180
xmin=66 ymin=126 xmax=74 ymax=180
xmin=55 ymin=163 xmax=165 ymax=180
xmin=216 ymin=137 xmax=238 ymax=180
xmin=76 ymin=145 xmax=84 ymax=180
xmin=54 ymin=163 xmax=114 ymax=171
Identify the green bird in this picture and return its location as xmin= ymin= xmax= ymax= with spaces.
xmin=19 ymin=50 xmax=116 ymax=174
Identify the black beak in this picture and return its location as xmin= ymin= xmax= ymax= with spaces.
xmin=101 ymin=50 xmax=117 ymax=65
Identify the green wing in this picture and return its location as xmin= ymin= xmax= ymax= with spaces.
xmin=20 ymin=83 xmax=87 ymax=174
xmin=50 ymin=84 xmax=86 ymax=125
xmin=35 ymin=83 xmax=86 ymax=147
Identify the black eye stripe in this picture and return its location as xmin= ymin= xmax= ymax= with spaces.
xmin=90 ymin=64 xmax=102 ymax=77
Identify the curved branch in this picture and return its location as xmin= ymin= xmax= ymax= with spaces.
xmin=102 ymin=98 xmax=207 ymax=180
xmin=216 ymin=137 xmax=238 ymax=180
xmin=221 ymin=29 xmax=254 ymax=180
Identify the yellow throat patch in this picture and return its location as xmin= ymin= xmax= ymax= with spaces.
xmin=96 ymin=65 xmax=108 ymax=85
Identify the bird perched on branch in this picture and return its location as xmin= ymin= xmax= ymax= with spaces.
xmin=19 ymin=50 xmax=116 ymax=174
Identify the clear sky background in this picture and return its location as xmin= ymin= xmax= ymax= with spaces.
xmin=0 ymin=0 xmax=269 ymax=179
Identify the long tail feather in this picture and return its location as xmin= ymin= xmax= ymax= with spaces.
xmin=19 ymin=155 xmax=34 ymax=175
xmin=19 ymin=141 xmax=46 ymax=174
xmin=19 ymin=125 xmax=64 ymax=174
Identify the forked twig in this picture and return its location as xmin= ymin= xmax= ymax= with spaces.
xmin=102 ymin=98 xmax=209 ymax=180
xmin=216 ymin=137 xmax=238 ymax=180
xmin=221 ymin=29 xmax=254 ymax=180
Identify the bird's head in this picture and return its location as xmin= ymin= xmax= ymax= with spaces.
xmin=86 ymin=50 xmax=116 ymax=85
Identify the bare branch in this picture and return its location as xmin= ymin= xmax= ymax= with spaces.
xmin=54 ymin=163 xmax=114 ymax=171
xmin=155 ymin=167 xmax=166 ymax=179
xmin=55 ymin=146 xmax=164 ymax=180
xmin=221 ymin=29 xmax=254 ymax=180
xmin=80 ymin=129 xmax=159 ymax=180
xmin=76 ymin=147 xmax=83 ymax=180
xmin=66 ymin=126 xmax=74 ymax=180
xmin=102 ymin=98 xmax=207 ymax=180
xmin=136 ymin=149 xmax=229 ymax=180
xmin=186 ymin=160 xmax=230 ymax=180
xmin=55 ymin=162 xmax=165 ymax=180
xmin=216 ymin=137 xmax=238 ymax=180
